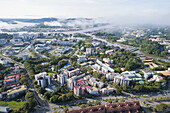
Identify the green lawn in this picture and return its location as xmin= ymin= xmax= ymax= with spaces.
xmin=48 ymin=71 xmax=56 ymax=75
xmin=0 ymin=101 xmax=26 ymax=110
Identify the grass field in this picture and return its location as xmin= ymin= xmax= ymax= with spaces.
xmin=0 ymin=101 xmax=26 ymax=110
xmin=48 ymin=71 xmax=56 ymax=75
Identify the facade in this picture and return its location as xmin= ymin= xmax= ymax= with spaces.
xmin=35 ymin=72 xmax=51 ymax=87
xmin=23 ymin=55 xmax=29 ymax=61
xmin=103 ymin=58 xmax=113 ymax=64
xmin=121 ymin=71 xmax=142 ymax=81
xmin=3 ymin=74 xmax=20 ymax=85
xmin=59 ymin=41 xmax=76 ymax=46
xmin=77 ymin=55 xmax=87 ymax=63
xmin=7 ymin=85 xmax=27 ymax=99
xmin=106 ymin=73 xmax=119 ymax=80
xmin=105 ymin=50 xmax=114 ymax=54
xmin=0 ymin=58 xmax=8 ymax=65
xmin=114 ymin=75 xmax=130 ymax=86
xmin=100 ymin=88 xmax=114 ymax=94
xmin=0 ymin=39 xmax=8 ymax=45
xmin=86 ymin=48 xmax=92 ymax=55
xmin=57 ymin=73 xmax=68 ymax=86
xmin=73 ymin=85 xmax=85 ymax=96
xmin=64 ymin=68 xmax=80 ymax=77
xmin=96 ymin=59 xmax=114 ymax=73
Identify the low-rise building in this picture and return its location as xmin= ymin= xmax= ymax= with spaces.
xmin=3 ymin=74 xmax=20 ymax=85
xmin=144 ymin=62 xmax=159 ymax=69
xmin=103 ymin=58 xmax=113 ymax=64
xmin=121 ymin=71 xmax=142 ymax=81
xmin=7 ymin=85 xmax=27 ymax=99
xmin=114 ymin=75 xmax=130 ymax=86
xmin=63 ymin=68 xmax=80 ymax=77
xmin=73 ymin=85 xmax=85 ymax=96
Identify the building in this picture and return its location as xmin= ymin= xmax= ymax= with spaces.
xmin=142 ymin=70 xmax=155 ymax=79
xmin=57 ymin=73 xmax=68 ymax=86
xmin=92 ymin=64 xmax=101 ymax=71
xmin=0 ymin=106 xmax=11 ymax=113
xmin=117 ymin=37 xmax=128 ymax=42
xmin=67 ymin=73 xmax=86 ymax=90
xmin=92 ymin=42 xmax=101 ymax=47
xmin=59 ymin=41 xmax=76 ymax=46
xmin=106 ymin=73 xmax=119 ymax=80
xmin=35 ymin=72 xmax=51 ymax=87
xmin=23 ymin=55 xmax=29 ymax=61
xmin=77 ymin=55 xmax=87 ymax=63
xmin=86 ymin=48 xmax=92 ymax=55
xmin=103 ymin=58 xmax=113 ymax=64
xmin=67 ymin=101 xmax=141 ymax=113
xmin=156 ymin=70 xmax=170 ymax=76
xmin=0 ymin=39 xmax=8 ymax=45
xmin=100 ymin=88 xmax=114 ymax=94
xmin=3 ymin=74 xmax=20 ymax=85
xmin=7 ymin=85 xmax=27 ymax=99
xmin=0 ymin=58 xmax=8 ymax=65
xmin=74 ymin=85 xmax=85 ymax=96
xmin=144 ymin=62 xmax=159 ymax=69
xmin=114 ymin=75 xmax=130 ymax=86
xmin=86 ymin=86 xmax=98 ymax=95
xmin=121 ymin=71 xmax=142 ymax=81
xmin=105 ymin=50 xmax=114 ymax=54
xmin=96 ymin=59 xmax=114 ymax=73
xmin=63 ymin=68 xmax=80 ymax=77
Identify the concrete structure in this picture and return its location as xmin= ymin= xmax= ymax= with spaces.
xmin=63 ymin=68 xmax=80 ymax=77
xmin=103 ymin=58 xmax=113 ymax=64
xmin=3 ymin=74 xmax=20 ymax=85
xmin=0 ymin=106 xmax=11 ymax=113
xmin=96 ymin=59 xmax=114 ymax=73
xmin=77 ymin=55 xmax=87 ymax=63
xmin=57 ymin=73 xmax=68 ymax=86
xmin=86 ymin=48 xmax=92 ymax=55
xmin=105 ymin=50 xmax=114 ymax=54
xmin=100 ymin=88 xmax=114 ymax=94
xmin=0 ymin=58 xmax=8 ymax=65
xmin=7 ymin=85 xmax=27 ymax=99
xmin=23 ymin=55 xmax=29 ymax=61
xmin=74 ymin=85 xmax=85 ymax=96
xmin=117 ymin=37 xmax=128 ymax=42
xmin=106 ymin=73 xmax=119 ymax=80
xmin=114 ymin=75 xmax=130 ymax=86
xmin=35 ymin=72 xmax=51 ymax=87
xmin=121 ymin=71 xmax=142 ymax=81
xmin=0 ymin=39 xmax=8 ymax=45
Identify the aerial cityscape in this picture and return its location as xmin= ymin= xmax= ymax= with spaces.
xmin=0 ymin=0 xmax=170 ymax=113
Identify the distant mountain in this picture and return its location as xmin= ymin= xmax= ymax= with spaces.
xmin=0 ymin=18 xmax=58 ymax=23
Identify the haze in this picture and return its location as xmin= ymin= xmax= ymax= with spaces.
xmin=0 ymin=0 xmax=170 ymax=25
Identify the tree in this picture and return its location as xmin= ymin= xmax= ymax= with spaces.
xmin=101 ymin=76 xmax=107 ymax=83
xmin=44 ymin=92 xmax=51 ymax=100
xmin=20 ymin=77 xmax=28 ymax=85
xmin=116 ymin=89 xmax=121 ymax=95
xmin=37 ymin=87 xmax=46 ymax=94
xmin=80 ymin=104 xmax=86 ymax=108
xmin=63 ymin=108 xmax=69 ymax=113
xmin=122 ymin=84 xmax=127 ymax=91
xmin=50 ymin=95 xmax=59 ymax=103
xmin=107 ymin=98 xmax=112 ymax=103
xmin=114 ymin=98 xmax=118 ymax=103
xmin=120 ymin=98 xmax=125 ymax=102
xmin=155 ymin=103 xmax=168 ymax=111
xmin=94 ymin=100 xmax=101 ymax=105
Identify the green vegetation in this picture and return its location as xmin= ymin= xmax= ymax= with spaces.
xmin=0 ymin=33 xmax=13 ymax=39
xmin=155 ymin=103 xmax=170 ymax=111
xmin=0 ymin=101 xmax=26 ymax=110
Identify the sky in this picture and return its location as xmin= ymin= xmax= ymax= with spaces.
xmin=0 ymin=0 xmax=170 ymax=25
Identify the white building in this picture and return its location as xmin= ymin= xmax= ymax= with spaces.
xmin=96 ymin=59 xmax=114 ymax=73
xmin=57 ymin=74 xmax=68 ymax=86
xmin=114 ymin=75 xmax=130 ymax=86
xmin=0 ymin=39 xmax=8 ymax=45
xmin=92 ymin=64 xmax=101 ymax=71
xmin=77 ymin=55 xmax=87 ymax=63
xmin=86 ymin=48 xmax=92 ymax=55
xmin=23 ymin=55 xmax=29 ymax=61
xmin=106 ymin=73 xmax=119 ymax=80
xmin=103 ymin=58 xmax=113 ymax=64
xmin=117 ymin=37 xmax=127 ymax=42
xmin=0 ymin=58 xmax=8 ymax=65
xmin=105 ymin=50 xmax=114 ymax=54
xmin=35 ymin=72 xmax=51 ymax=87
